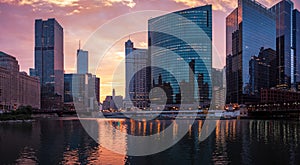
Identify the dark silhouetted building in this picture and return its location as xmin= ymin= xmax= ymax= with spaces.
xmin=33 ymin=18 xmax=64 ymax=110
xmin=261 ymin=88 xmax=300 ymax=104
xmin=226 ymin=0 xmax=276 ymax=104
xmin=249 ymin=48 xmax=277 ymax=96
xmin=294 ymin=9 xmax=300 ymax=89
xmin=103 ymin=89 xmax=123 ymax=111
xmin=270 ymin=0 xmax=295 ymax=89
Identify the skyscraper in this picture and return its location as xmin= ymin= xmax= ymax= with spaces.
xmin=270 ymin=0 xmax=295 ymax=88
xmin=34 ymin=18 xmax=64 ymax=110
xmin=125 ymin=39 xmax=149 ymax=109
xmin=148 ymin=5 xmax=212 ymax=107
xmin=77 ymin=46 xmax=88 ymax=74
xmin=294 ymin=9 xmax=300 ymax=89
xmin=226 ymin=0 xmax=276 ymax=104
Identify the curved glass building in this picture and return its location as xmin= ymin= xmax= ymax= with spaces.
xmin=148 ymin=5 xmax=212 ymax=106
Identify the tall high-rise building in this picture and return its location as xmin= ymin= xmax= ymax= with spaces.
xmin=34 ymin=18 xmax=64 ymax=110
xmin=148 ymin=5 xmax=212 ymax=107
xmin=226 ymin=0 xmax=276 ymax=104
xmin=125 ymin=39 xmax=149 ymax=109
xmin=270 ymin=0 xmax=295 ymax=88
xmin=294 ymin=9 xmax=300 ymax=89
xmin=77 ymin=46 xmax=88 ymax=74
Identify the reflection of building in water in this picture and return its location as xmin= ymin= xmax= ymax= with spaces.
xmin=96 ymin=119 xmax=127 ymax=164
xmin=103 ymin=89 xmax=123 ymax=111
xmin=125 ymin=39 xmax=149 ymax=109
xmin=64 ymin=73 xmax=100 ymax=111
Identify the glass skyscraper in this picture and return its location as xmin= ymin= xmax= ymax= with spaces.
xmin=77 ymin=49 xmax=88 ymax=74
xmin=226 ymin=0 xmax=276 ymax=104
xmin=148 ymin=5 xmax=212 ymax=106
xmin=293 ymin=9 xmax=300 ymax=89
xmin=34 ymin=18 xmax=64 ymax=110
xmin=270 ymin=0 xmax=295 ymax=88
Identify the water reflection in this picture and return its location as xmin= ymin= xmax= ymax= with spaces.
xmin=0 ymin=119 xmax=299 ymax=164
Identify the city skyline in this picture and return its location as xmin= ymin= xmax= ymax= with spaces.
xmin=1 ymin=0 xmax=300 ymax=102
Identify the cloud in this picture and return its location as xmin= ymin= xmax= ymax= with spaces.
xmin=173 ymin=0 xmax=235 ymax=12
xmin=1 ymin=0 xmax=136 ymax=8
xmin=172 ymin=0 xmax=281 ymax=12
xmin=66 ymin=9 xmax=80 ymax=15
xmin=1 ymin=0 xmax=79 ymax=7
xmin=102 ymin=0 xmax=136 ymax=8
xmin=138 ymin=41 xmax=147 ymax=48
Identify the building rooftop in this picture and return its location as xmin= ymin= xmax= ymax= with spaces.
xmin=0 ymin=51 xmax=16 ymax=60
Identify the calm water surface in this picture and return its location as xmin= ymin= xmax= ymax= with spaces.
xmin=0 ymin=118 xmax=300 ymax=165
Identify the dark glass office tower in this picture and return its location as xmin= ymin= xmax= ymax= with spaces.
xmin=270 ymin=0 xmax=294 ymax=89
xmin=148 ymin=5 xmax=212 ymax=107
xmin=34 ymin=18 xmax=64 ymax=110
xmin=294 ymin=9 xmax=300 ymax=89
xmin=226 ymin=0 xmax=276 ymax=104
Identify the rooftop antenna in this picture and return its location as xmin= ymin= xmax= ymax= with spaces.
xmin=79 ymin=40 xmax=81 ymax=50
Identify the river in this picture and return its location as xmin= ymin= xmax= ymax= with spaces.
xmin=0 ymin=118 xmax=299 ymax=164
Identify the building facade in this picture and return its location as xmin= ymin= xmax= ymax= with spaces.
xmin=270 ymin=0 xmax=295 ymax=88
xmin=226 ymin=0 xmax=276 ymax=104
xmin=77 ymin=49 xmax=88 ymax=74
xmin=33 ymin=18 xmax=64 ymax=110
xmin=249 ymin=48 xmax=277 ymax=96
xmin=294 ymin=9 xmax=300 ymax=89
xmin=64 ymin=73 xmax=100 ymax=111
xmin=125 ymin=39 xmax=149 ymax=109
xmin=0 ymin=52 xmax=40 ymax=110
xmin=103 ymin=89 xmax=123 ymax=111
xmin=148 ymin=5 xmax=212 ymax=107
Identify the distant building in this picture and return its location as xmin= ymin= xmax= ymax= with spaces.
xmin=0 ymin=51 xmax=40 ymax=110
xmin=125 ymin=39 xmax=149 ymax=109
xmin=226 ymin=0 xmax=276 ymax=104
xmin=77 ymin=48 xmax=88 ymax=74
xmin=211 ymin=67 xmax=226 ymax=109
xmin=103 ymin=89 xmax=123 ymax=111
xmin=33 ymin=18 xmax=64 ymax=111
xmin=149 ymin=5 xmax=212 ymax=106
xmin=64 ymin=73 xmax=100 ymax=111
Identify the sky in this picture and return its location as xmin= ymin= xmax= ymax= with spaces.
xmin=0 ymin=0 xmax=299 ymax=101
